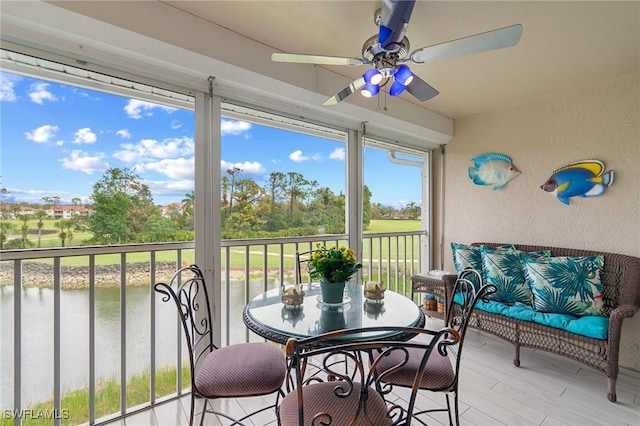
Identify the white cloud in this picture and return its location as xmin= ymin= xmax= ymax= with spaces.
xmin=289 ymin=150 xmax=321 ymax=163
xmin=0 ymin=74 xmax=18 ymax=102
xmin=140 ymin=157 xmax=194 ymax=180
xmin=29 ymin=82 xmax=58 ymax=105
xmin=289 ymin=150 xmax=308 ymax=162
xmin=113 ymin=136 xmax=195 ymax=162
xmin=170 ymin=120 xmax=182 ymax=130
xmin=221 ymin=160 xmax=265 ymax=176
xmin=329 ymin=148 xmax=345 ymax=160
xmin=221 ymin=119 xmax=251 ymax=136
xmin=146 ymin=179 xmax=194 ymax=195
xmin=60 ymin=150 xmax=108 ymax=174
xmin=25 ymin=124 xmax=59 ymax=143
xmin=72 ymin=127 xmax=97 ymax=144
xmin=116 ymin=129 xmax=131 ymax=139
xmin=124 ymin=99 xmax=177 ymax=119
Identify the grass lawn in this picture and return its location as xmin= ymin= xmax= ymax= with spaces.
xmin=0 ymin=365 xmax=190 ymax=426
xmin=4 ymin=220 xmax=423 ymax=271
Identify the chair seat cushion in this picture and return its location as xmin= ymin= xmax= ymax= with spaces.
xmin=374 ymin=346 xmax=454 ymax=390
xmin=195 ymin=342 xmax=285 ymax=397
xmin=279 ymin=381 xmax=392 ymax=426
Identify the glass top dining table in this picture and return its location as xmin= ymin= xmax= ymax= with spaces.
xmin=242 ymin=282 xmax=425 ymax=345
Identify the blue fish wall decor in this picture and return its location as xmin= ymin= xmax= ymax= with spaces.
xmin=468 ymin=153 xmax=521 ymax=190
xmin=541 ymin=160 xmax=614 ymax=205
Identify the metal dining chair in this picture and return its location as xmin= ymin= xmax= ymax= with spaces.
xmin=277 ymin=324 xmax=461 ymax=426
xmin=155 ymin=264 xmax=286 ymax=426
xmin=372 ymin=269 xmax=497 ymax=426
xmin=295 ymin=250 xmax=314 ymax=285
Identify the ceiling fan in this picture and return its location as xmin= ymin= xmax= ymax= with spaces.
xmin=271 ymin=0 xmax=523 ymax=106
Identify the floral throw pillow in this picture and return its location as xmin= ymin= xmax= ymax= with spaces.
xmin=481 ymin=246 xmax=549 ymax=305
xmin=524 ymin=255 xmax=605 ymax=316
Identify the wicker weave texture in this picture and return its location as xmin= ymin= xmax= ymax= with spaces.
xmin=443 ymin=242 xmax=640 ymax=402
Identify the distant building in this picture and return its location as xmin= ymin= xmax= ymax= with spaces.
xmin=0 ymin=203 xmax=92 ymax=220
xmin=52 ymin=205 xmax=91 ymax=219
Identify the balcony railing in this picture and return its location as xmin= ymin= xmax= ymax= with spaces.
xmin=0 ymin=231 xmax=426 ymax=425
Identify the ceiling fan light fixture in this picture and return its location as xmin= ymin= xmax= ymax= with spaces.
xmin=363 ymin=69 xmax=383 ymax=85
xmin=389 ymin=80 xmax=407 ymax=97
xmin=394 ymin=64 xmax=413 ymax=86
xmin=361 ymin=83 xmax=380 ymax=98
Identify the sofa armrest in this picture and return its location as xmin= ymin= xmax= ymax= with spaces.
xmin=609 ymin=304 xmax=639 ymax=322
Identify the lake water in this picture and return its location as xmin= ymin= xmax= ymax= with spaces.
xmin=0 ymin=285 xmax=189 ymax=408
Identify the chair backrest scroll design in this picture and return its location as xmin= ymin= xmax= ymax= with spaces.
xmin=154 ymin=264 xmax=216 ymax=394
xmin=445 ymin=268 xmax=497 ymax=387
xmin=283 ymin=325 xmax=458 ymax=425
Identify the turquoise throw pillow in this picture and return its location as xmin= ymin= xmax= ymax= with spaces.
xmin=481 ymin=246 xmax=550 ymax=305
xmin=451 ymin=242 xmax=482 ymax=273
xmin=525 ymin=255 xmax=605 ymax=316
xmin=481 ymin=247 xmax=531 ymax=305
xmin=451 ymin=243 xmax=515 ymax=290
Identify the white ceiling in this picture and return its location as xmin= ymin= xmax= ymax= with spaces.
xmin=161 ymin=0 xmax=640 ymax=119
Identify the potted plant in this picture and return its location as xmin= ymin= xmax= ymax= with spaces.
xmin=309 ymin=244 xmax=362 ymax=304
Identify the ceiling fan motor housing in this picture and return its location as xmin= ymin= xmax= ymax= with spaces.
xmin=362 ymin=34 xmax=410 ymax=63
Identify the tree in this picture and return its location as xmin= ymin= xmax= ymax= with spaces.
xmin=42 ymin=196 xmax=60 ymax=218
xmin=87 ymin=167 xmax=159 ymax=244
xmin=55 ymin=220 xmax=72 ymax=247
xmin=0 ymin=221 xmax=17 ymax=250
xmin=226 ymin=166 xmax=242 ymax=215
xmin=181 ymin=191 xmax=195 ymax=231
xmin=363 ymin=185 xmax=372 ymax=229
xmin=285 ymin=172 xmax=313 ymax=218
xmin=17 ymin=214 xmax=31 ymax=249
xmin=34 ymin=210 xmax=48 ymax=248
xmin=142 ymin=213 xmax=179 ymax=242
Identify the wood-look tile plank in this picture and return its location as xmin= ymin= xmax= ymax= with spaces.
xmin=152 ymin=399 xmax=190 ymax=426
xmin=460 ymin=407 xmax=507 ymax=426
xmin=115 ymin=328 xmax=640 ymax=426
xmin=123 ymin=409 xmax=156 ymax=426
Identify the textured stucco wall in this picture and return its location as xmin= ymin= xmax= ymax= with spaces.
xmin=441 ymin=73 xmax=640 ymax=370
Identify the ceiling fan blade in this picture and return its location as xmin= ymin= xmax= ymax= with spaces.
xmin=378 ymin=0 xmax=416 ymax=49
xmin=271 ymin=52 xmax=365 ymax=66
xmin=323 ymin=77 xmax=366 ymax=106
xmin=410 ymin=24 xmax=523 ymax=64
xmin=405 ymin=75 xmax=439 ymax=102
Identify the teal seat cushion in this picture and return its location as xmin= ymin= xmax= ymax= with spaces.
xmin=563 ymin=315 xmax=609 ymax=340
xmin=454 ymin=294 xmax=608 ymax=340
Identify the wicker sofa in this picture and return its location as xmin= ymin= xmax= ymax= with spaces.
xmin=442 ymin=242 xmax=640 ymax=402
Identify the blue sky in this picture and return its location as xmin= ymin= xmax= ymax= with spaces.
xmin=0 ymin=71 xmax=422 ymax=209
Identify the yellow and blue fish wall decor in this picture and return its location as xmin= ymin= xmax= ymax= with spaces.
xmin=468 ymin=153 xmax=521 ymax=190
xmin=541 ymin=160 xmax=614 ymax=205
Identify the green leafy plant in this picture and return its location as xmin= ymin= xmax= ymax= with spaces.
xmin=309 ymin=244 xmax=362 ymax=283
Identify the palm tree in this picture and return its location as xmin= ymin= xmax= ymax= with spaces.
xmin=181 ymin=191 xmax=195 ymax=230
xmin=17 ymin=213 xmax=31 ymax=249
xmin=227 ymin=166 xmax=242 ymax=214
xmin=0 ymin=221 xmax=17 ymax=250
xmin=55 ymin=220 xmax=69 ymax=247
xmin=34 ymin=210 xmax=48 ymax=248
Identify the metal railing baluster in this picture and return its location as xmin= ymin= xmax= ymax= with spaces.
xmin=53 ymin=257 xmax=61 ymax=426
xmin=120 ymin=253 xmax=126 ymax=415
xmin=0 ymin=233 xmax=426 ymax=424
xmin=13 ymin=260 xmax=21 ymax=426
xmin=89 ymin=255 xmax=96 ymax=425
